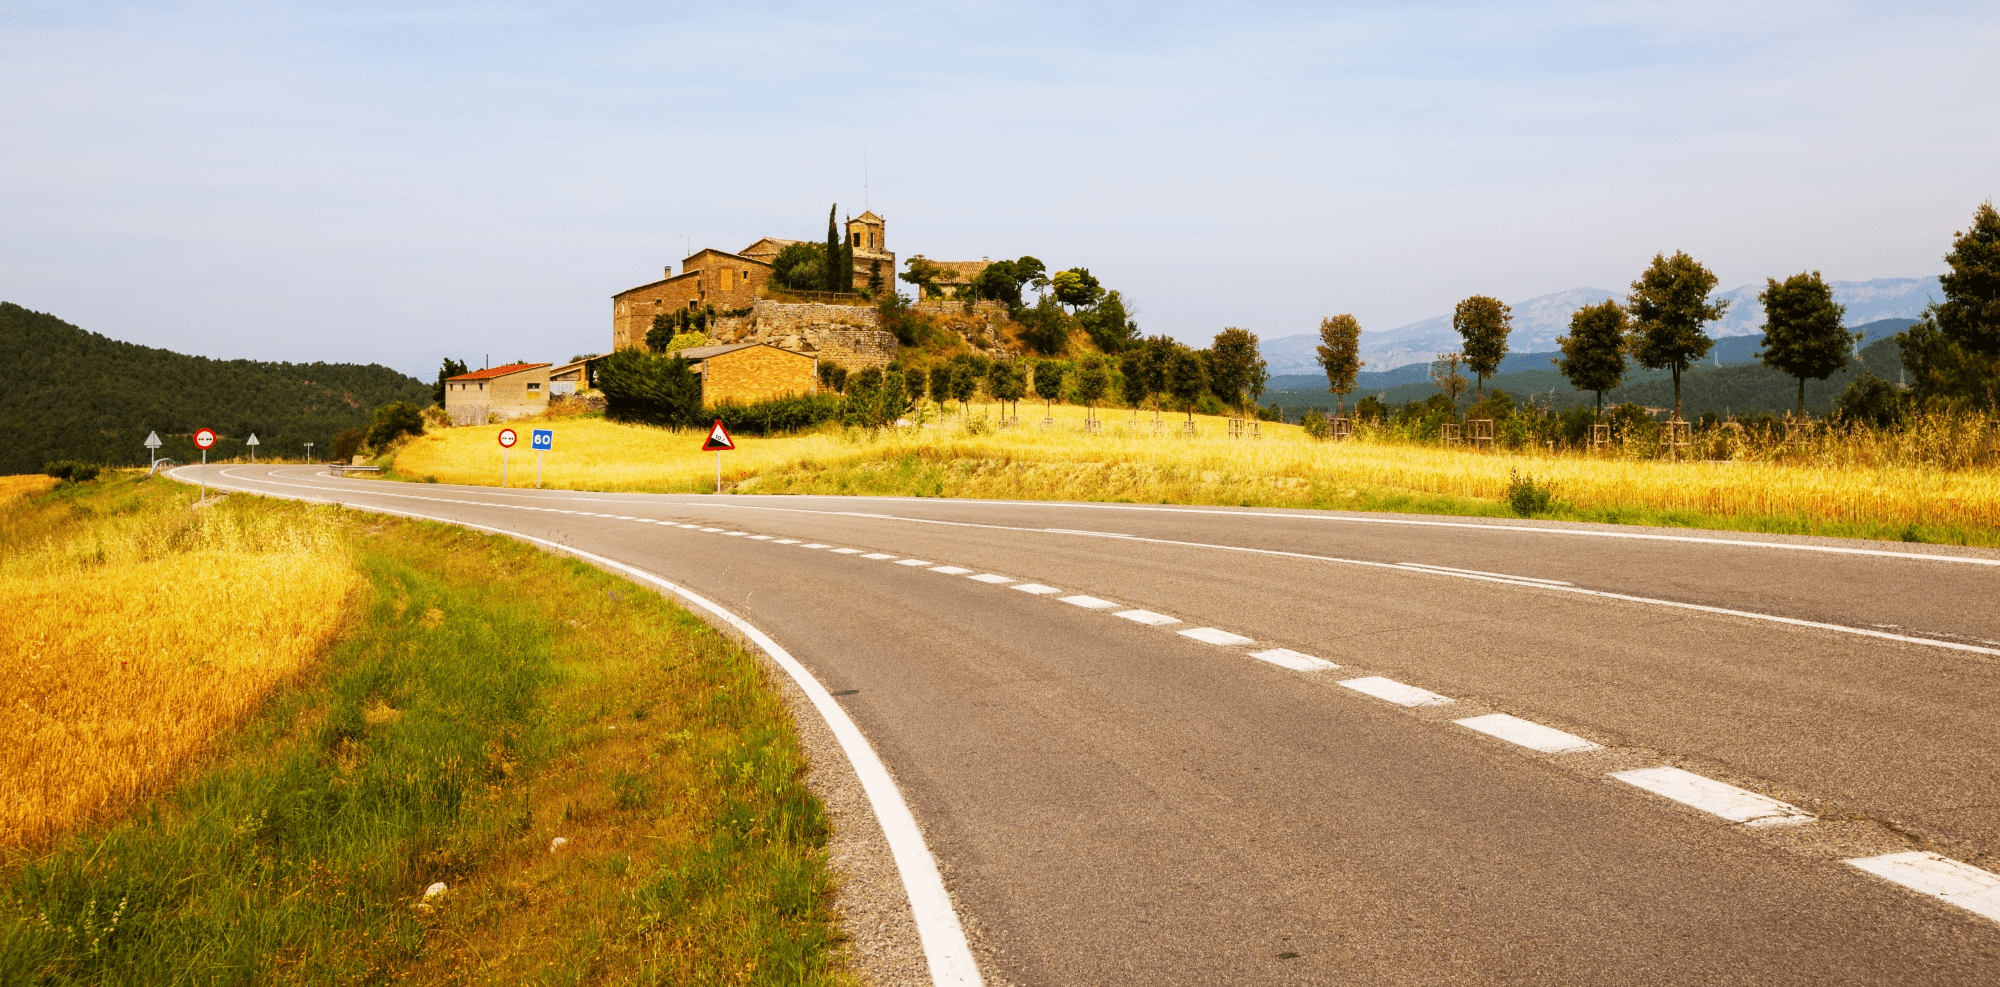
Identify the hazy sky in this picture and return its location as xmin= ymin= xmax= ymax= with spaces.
xmin=3 ymin=1 xmax=1995 ymax=379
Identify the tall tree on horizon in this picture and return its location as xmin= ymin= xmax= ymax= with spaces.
xmin=822 ymin=204 xmax=853 ymax=293
xmin=1165 ymin=344 xmax=1207 ymax=422
xmin=1204 ymin=327 xmax=1266 ymax=417
xmin=1315 ymin=314 xmax=1364 ymax=417
xmin=1757 ymin=271 xmax=1855 ymax=416
xmin=1453 ymin=295 xmax=1512 ymax=400
xmin=1555 ymin=300 xmax=1628 ymax=419
xmin=1933 ymin=200 xmax=2000 ymax=409
xmin=1629 ymin=250 xmax=1729 ymax=421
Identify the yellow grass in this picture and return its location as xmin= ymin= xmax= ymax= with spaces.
xmin=0 ymin=485 xmax=362 ymax=846
xmin=389 ymin=405 xmax=2000 ymax=541
xmin=0 ymin=474 xmax=57 ymax=503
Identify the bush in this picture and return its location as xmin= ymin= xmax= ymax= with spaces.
xmin=330 ymin=428 xmax=367 ymax=463
xmin=43 ymin=459 xmax=100 ymax=483
xmin=1256 ymin=403 xmax=1285 ymax=423
xmin=1300 ymin=409 xmax=1331 ymax=439
xmin=1837 ymin=371 xmax=1904 ymax=429
xmin=366 ymin=401 xmax=426 ymax=449
xmin=818 ymin=361 xmax=850 ymax=394
xmin=594 ymin=349 xmax=704 ymax=428
xmin=1504 ymin=468 xmax=1555 ymax=517
xmin=709 ymin=393 xmax=845 ymax=436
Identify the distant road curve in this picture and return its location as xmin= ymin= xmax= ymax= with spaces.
xmin=184 ymin=464 xmax=2000 ymax=986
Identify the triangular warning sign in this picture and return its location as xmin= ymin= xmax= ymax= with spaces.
xmin=702 ymin=419 xmax=735 ymax=451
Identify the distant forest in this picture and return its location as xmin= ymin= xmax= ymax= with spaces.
xmin=0 ymin=302 xmax=431 ymax=474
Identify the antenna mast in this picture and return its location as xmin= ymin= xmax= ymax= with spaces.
xmin=864 ymin=148 xmax=870 ymax=211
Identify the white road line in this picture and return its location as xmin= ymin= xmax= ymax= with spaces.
xmin=1059 ymin=595 xmax=1120 ymax=609
xmin=930 ymin=566 xmax=973 ymax=575
xmin=1454 ymin=713 xmax=1600 ymax=753
xmin=1247 ymin=648 xmax=1337 ymax=671
xmin=831 ymin=548 xmax=866 ymax=555
xmin=968 ymin=574 xmax=1015 ymax=584
xmin=700 ymin=527 xmax=724 ymax=532
xmin=803 ymin=543 xmax=831 ymax=549
xmin=862 ymin=552 xmax=898 ymax=560
xmin=1115 ymin=609 xmax=1180 ymax=626
xmin=1180 ymin=627 xmax=1256 ymax=646
xmin=1402 ymin=563 xmax=1572 ymax=586
xmin=1011 ymin=583 xmax=1064 ymax=595
xmin=749 ymin=535 xmax=775 ymax=540
xmin=726 ymin=531 xmax=750 ymax=537
xmin=679 ymin=524 xmax=699 ymax=529
xmin=1611 ymin=767 xmax=1814 ymax=827
xmin=613 ymin=515 xmax=636 ymax=520
xmin=774 ymin=539 xmax=802 ymax=544
xmin=1340 ymin=676 xmax=1454 ymax=708
xmin=894 ymin=559 xmax=933 ymax=567
xmin=176 ymin=471 xmax=985 ymax=986
xmin=1846 ymin=852 xmax=2000 ymax=925
xmin=1043 ymin=528 xmax=1134 ymax=538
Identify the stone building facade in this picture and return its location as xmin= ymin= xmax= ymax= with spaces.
xmin=679 ymin=343 xmax=819 ymax=405
xmin=705 ymin=299 xmax=897 ymax=370
xmin=442 ymin=362 xmax=551 ymax=425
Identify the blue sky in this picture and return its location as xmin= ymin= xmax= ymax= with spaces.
xmin=3 ymin=1 xmax=1995 ymax=379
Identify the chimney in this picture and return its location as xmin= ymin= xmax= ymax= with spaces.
xmin=664 ymin=265 xmax=673 ymax=278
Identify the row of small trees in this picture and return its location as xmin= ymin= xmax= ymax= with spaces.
xmin=1310 ymin=201 xmax=2000 ymax=425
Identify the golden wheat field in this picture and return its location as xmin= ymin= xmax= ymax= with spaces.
xmin=0 ymin=474 xmax=57 ymax=503
xmin=387 ymin=405 xmax=2000 ymax=540
xmin=0 ymin=482 xmax=361 ymax=846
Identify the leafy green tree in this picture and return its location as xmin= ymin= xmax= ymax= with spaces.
xmin=594 ymin=349 xmax=704 ymax=427
xmin=822 ymin=204 xmax=853 ymax=293
xmin=928 ymin=364 xmax=954 ymax=416
xmin=365 ymin=401 xmax=426 ymax=449
xmin=1118 ymin=341 xmax=1163 ymax=419
xmin=1453 ymin=295 xmax=1512 ymax=398
xmin=949 ymin=360 xmax=980 ymax=414
xmin=868 ymin=259 xmax=884 ymax=295
xmin=330 ymin=427 xmax=366 ymax=463
xmin=1031 ymin=359 xmax=1068 ymax=417
xmin=900 ymin=257 xmax=947 ymax=299
xmin=1016 ymin=294 xmax=1071 ymax=354
xmin=818 ymin=360 xmax=849 ymax=393
xmin=1628 ymin=250 xmax=1728 ymax=421
xmin=1074 ymin=355 xmax=1111 ymax=419
xmin=1315 ymin=314 xmax=1363 ymax=417
xmin=1050 ymin=268 xmax=1103 ymax=311
xmin=1757 ymin=271 xmax=1855 ymax=416
xmin=1204 ymin=328 xmax=1265 ymax=416
xmin=1555 ymin=300 xmax=1629 ymax=418
xmin=987 ymin=360 xmax=1027 ymax=417
xmin=1896 ymin=318 xmax=1986 ymax=408
xmin=1165 ymin=344 xmax=1208 ymax=422
xmin=771 ymin=242 xmax=825 ymax=291
xmin=1078 ymin=290 xmax=1138 ymax=352
xmin=1836 ymin=371 xmax=1903 ymax=429
xmin=1430 ymin=352 xmax=1469 ymax=410
xmin=432 ymin=358 xmax=468 ymax=405
xmin=1931 ymin=200 xmax=2000 ymax=407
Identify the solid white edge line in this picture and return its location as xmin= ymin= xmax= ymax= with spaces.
xmin=1402 ymin=562 xmax=1572 ymax=586
xmin=1846 ymin=852 xmax=2000 ymax=925
xmin=204 ymin=468 xmax=2000 ymax=658
xmin=175 ymin=466 xmax=986 ymax=986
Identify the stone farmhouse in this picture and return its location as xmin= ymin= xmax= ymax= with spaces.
xmin=611 ymin=212 xmax=893 ymax=354
xmin=679 ymin=343 xmax=819 ymax=405
xmin=442 ymin=362 xmax=551 ymax=425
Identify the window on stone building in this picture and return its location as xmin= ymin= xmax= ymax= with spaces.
xmin=527 ymin=382 xmax=541 ymax=391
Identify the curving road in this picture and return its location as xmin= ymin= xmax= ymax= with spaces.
xmin=184 ymin=464 xmax=2000 ymax=985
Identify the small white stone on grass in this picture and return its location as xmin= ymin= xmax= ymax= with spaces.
xmin=551 ymin=836 xmax=568 ymax=852
xmin=424 ymin=881 xmax=447 ymax=899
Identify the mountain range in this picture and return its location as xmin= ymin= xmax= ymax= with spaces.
xmin=1261 ymin=277 xmax=1942 ymax=375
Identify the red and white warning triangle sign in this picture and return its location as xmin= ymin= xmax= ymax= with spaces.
xmin=702 ymin=419 xmax=736 ymax=452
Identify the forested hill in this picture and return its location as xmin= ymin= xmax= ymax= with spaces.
xmin=0 ymin=302 xmax=431 ymax=474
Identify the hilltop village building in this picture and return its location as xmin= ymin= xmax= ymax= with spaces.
xmin=610 ymin=212 xmax=893 ymax=353
xmin=679 ymin=343 xmax=820 ymax=405
xmin=442 ymin=362 xmax=551 ymax=425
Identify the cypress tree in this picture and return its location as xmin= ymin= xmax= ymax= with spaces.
xmin=824 ymin=204 xmax=841 ymax=294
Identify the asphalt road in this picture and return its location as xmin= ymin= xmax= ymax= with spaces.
xmin=188 ymin=465 xmax=2000 ymax=985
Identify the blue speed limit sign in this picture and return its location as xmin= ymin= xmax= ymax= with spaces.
xmin=531 ymin=429 xmax=553 ymax=450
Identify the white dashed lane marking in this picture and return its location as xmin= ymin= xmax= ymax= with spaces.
xmin=1847 ymin=852 xmax=2000 ymax=924
xmin=775 ymin=539 xmax=802 ymax=544
xmin=831 ymin=548 xmax=866 ymax=555
xmin=1455 ymin=713 xmax=1600 ymax=753
xmin=1340 ymin=676 xmax=1454 ymax=708
xmin=803 ymin=543 xmax=831 ymax=549
xmin=726 ymin=531 xmax=750 ymax=537
xmin=1248 ymin=648 xmax=1337 ymax=672
xmin=1115 ymin=609 xmax=1180 ymax=626
xmin=700 ymin=527 xmax=723 ymax=532
xmin=969 ymin=574 xmax=1016 ymax=584
xmin=1060 ymin=595 xmax=1120 ymax=610
xmin=1611 ymin=767 xmax=1814 ymax=827
xmin=749 ymin=535 xmax=775 ymax=540
xmin=894 ymin=559 xmax=933 ymax=567
xmin=930 ymin=566 xmax=973 ymax=575
xmin=862 ymin=552 xmax=898 ymax=560
xmin=1011 ymin=583 xmax=1064 ymax=595
xmin=1181 ymin=627 xmax=1256 ymax=646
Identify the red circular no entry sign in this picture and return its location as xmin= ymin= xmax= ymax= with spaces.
xmin=497 ymin=428 xmax=518 ymax=448
xmin=193 ymin=428 xmax=217 ymax=450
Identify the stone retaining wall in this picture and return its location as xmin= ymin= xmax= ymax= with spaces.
xmin=710 ymin=300 xmax=899 ymax=369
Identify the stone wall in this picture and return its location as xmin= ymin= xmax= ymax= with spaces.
xmin=700 ymin=345 xmax=819 ymax=405
xmin=709 ymin=300 xmax=898 ymax=370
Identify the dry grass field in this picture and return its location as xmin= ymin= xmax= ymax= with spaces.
xmin=0 ymin=478 xmax=359 ymax=847
xmin=388 ymin=405 xmax=2000 ymax=544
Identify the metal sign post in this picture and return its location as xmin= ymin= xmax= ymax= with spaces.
xmin=245 ymin=433 xmax=260 ymax=463
xmin=193 ymin=428 xmax=217 ymax=501
xmin=144 ymin=431 xmax=162 ymax=468
xmin=531 ymin=429 xmax=553 ymax=488
xmin=702 ymin=420 xmax=736 ymax=493
xmin=497 ymin=428 xmax=518 ymax=486
xmin=304 ymin=441 xmax=314 ymax=463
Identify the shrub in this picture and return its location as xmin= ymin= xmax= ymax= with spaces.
xmin=818 ymin=361 xmax=850 ymax=394
xmin=1837 ymin=370 xmax=1904 ymax=429
xmin=708 ymin=393 xmax=845 ymax=436
xmin=330 ymin=428 xmax=366 ymax=463
xmin=594 ymin=350 xmax=704 ymax=428
xmin=366 ymin=401 xmax=426 ymax=449
xmin=1504 ymin=467 xmax=1555 ymax=517
xmin=43 ymin=460 xmax=100 ymax=483
xmin=1300 ymin=409 xmax=1331 ymax=439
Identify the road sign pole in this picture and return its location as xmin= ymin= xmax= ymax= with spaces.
xmin=200 ymin=449 xmax=207 ymax=502
xmin=502 ymin=448 xmax=509 ymax=487
xmin=536 ymin=450 xmax=543 ymax=488
xmin=716 ymin=452 xmax=721 ymax=493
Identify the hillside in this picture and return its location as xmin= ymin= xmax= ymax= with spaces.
xmin=0 ymin=302 xmax=431 ymax=474
xmin=1266 ymin=319 xmax=1914 ymax=419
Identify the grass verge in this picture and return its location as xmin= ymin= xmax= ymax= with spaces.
xmin=2 ymin=475 xmax=856 ymax=985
